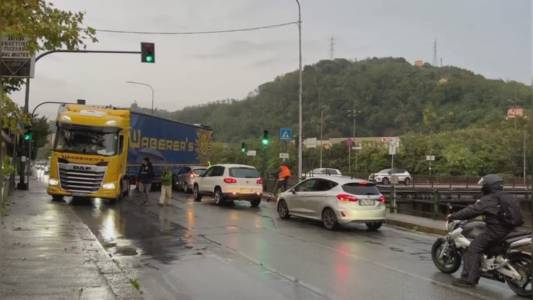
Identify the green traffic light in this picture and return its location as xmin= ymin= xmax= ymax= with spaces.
xmin=262 ymin=139 xmax=269 ymax=145
xmin=23 ymin=133 xmax=32 ymax=141
xmin=146 ymin=55 xmax=153 ymax=63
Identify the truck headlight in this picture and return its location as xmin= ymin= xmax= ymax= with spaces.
xmin=48 ymin=178 xmax=59 ymax=186
xmin=102 ymin=182 xmax=115 ymax=190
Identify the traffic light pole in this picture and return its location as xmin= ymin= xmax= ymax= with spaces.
xmin=18 ymin=49 xmax=143 ymax=190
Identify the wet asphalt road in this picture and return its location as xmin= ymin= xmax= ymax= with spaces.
xmin=68 ymin=190 xmax=521 ymax=300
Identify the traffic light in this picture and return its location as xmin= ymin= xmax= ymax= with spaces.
xmin=141 ymin=42 xmax=155 ymax=63
xmin=261 ymin=130 xmax=269 ymax=146
xmin=241 ymin=142 xmax=247 ymax=153
xmin=23 ymin=126 xmax=32 ymax=141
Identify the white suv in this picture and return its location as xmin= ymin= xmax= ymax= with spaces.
xmin=193 ymin=164 xmax=263 ymax=207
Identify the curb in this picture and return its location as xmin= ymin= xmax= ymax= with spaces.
xmin=385 ymin=218 xmax=447 ymax=235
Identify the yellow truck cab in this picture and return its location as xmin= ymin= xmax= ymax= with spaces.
xmin=47 ymin=105 xmax=130 ymax=201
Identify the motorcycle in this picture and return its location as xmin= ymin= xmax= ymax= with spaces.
xmin=431 ymin=218 xmax=532 ymax=297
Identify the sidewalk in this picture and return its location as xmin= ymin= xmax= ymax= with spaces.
xmin=0 ymin=180 xmax=142 ymax=299
xmin=386 ymin=213 xmax=447 ymax=235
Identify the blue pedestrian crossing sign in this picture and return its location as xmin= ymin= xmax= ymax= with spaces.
xmin=280 ymin=128 xmax=292 ymax=141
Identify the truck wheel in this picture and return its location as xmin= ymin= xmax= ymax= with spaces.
xmin=51 ymin=195 xmax=63 ymax=202
xmin=382 ymin=177 xmax=390 ymax=185
xmin=404 ymin=178 xmax=411 ymax=186
xmin=193 ymin=185 xmax=202 ymax=202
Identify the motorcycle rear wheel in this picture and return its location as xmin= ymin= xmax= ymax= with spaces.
xmin=506 ymin=254 xmax=532 ymax=298
xmin=431 ymin=238 xmax=461 ymax=274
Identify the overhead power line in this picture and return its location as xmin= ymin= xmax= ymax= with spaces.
xmin=92 ymin=21 xmax=300 ymax=35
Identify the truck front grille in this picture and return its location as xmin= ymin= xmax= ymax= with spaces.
xmin=59 ymin=163 xmax=106 ymax=194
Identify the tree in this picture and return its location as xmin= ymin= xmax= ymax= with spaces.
xmin=30 ymin=115 xmax=49 ymax=159
xmin=0 ymin=0 xmax=97 ymax=92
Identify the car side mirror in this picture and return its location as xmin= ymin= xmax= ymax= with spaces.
xmin=291 ymin=189 xmax=296 ymax=194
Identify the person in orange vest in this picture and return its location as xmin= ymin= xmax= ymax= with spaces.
xmin=276 ymin=161 xmax=292 ymax=193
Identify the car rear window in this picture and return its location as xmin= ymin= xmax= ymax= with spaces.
xmin=229 ymin=167 xmax=260 ymax=178
xmin=342 ymin=183 xmax=380 ymax=195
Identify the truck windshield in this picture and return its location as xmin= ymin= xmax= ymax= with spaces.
xmin=54 ymin=125 xmax=119 ymax=156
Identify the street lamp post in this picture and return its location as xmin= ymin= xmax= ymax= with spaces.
xmin=346 ymin=108 xmax=359 ymax=175
xmin=295 ymin=0 xmax=303 ymax=179
xmin=126 ymin=81 xmax=154 ymax=113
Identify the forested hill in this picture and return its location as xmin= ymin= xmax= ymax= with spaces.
xmin=134 ymin=57 xmax=532 ymax=142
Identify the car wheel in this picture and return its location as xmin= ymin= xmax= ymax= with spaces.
xmin=51 ymin=195 xmax=63 ymax=202
xmin=366 ymin=221 xmax=383 ymax=231
xmin=382 ymin=177 xmax=390 ymax=185
xmin=214 ymin=188 xmax=224 ymax=206
xmin=404 ymin=178 xmax=411 ymax=186
xmin=277 ymin=199 xmax=290 ymax=219
xmin=250 ymin=198 xmax=261 ymax=208
xmin=322 ymin=208 xmax=338 ymax=230
xmin=193 ymin=185 xmax=202 ymax=202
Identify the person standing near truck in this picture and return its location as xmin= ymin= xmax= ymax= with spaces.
xmin=138 ymin=157 xmax=154 ymax=204
xmin=159 ymin=167 xmax=173 ymax=206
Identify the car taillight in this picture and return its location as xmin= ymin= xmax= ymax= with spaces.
xmin=224 ymin=177 xmax=237 ymax=184
xmin=378 ymin=195 xmax=386 ymax=204
xmin=336 ymin=193 xmax=358 ymax=202
xmin=256 ymin=178 xmax=263 ymax=185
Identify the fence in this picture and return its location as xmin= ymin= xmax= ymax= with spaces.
xmin=379 ymin=186 xmax=532 ymax=226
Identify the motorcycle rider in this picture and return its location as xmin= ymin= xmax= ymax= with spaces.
xmin=448 ymin=174 xmax=522 ymax=288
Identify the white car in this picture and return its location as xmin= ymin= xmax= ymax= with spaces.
xmin=304 ymin=168 xmax=342 ymax=178
xmin=369 ymin=168 xmax=412 ymax=185
xmin=193 ymin=164 xmax=263 ymax=207
xmin=276 ymin=176 xmax=386 ymax=230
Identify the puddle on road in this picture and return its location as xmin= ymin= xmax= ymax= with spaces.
xmin=71 ymin=197 xmax=190 ymax=264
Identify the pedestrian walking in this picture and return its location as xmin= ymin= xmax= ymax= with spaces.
xmin=159 ymin=167 xmax=173 ymax=206
xmin=137 ymin=157 xmax=154 ymax=205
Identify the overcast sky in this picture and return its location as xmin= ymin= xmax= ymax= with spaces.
xmin=9 ymin=0 xmax=533 ymax=118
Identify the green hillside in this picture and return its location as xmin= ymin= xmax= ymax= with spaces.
xmin=135 ymin=57 xmax=532 ymax=142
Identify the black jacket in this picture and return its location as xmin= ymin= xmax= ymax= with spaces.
xmin=449 ymin=191 xmax=513 ymax=228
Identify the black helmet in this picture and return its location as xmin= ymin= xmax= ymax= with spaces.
xmin=478 ymin=174 xmax=503 ymax=195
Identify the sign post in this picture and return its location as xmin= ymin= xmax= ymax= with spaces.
xmin=388 ymin=140 xmax=398 ymax=169
xmin=426 ymin=155 xmax=435 ymax=188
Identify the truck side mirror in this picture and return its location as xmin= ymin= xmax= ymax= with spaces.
xmin=118 ymin=135 xmax=124 ymax=153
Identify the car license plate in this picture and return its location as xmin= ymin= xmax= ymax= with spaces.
xmin=359 ymin=199 xmax=375 ymax=206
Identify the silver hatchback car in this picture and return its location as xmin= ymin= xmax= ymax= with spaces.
xmin=277 ymin=176 xmax=386 ymax=230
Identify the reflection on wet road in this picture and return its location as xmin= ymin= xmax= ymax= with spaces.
xmin=70 ymin=191 xmax=520 ymax=300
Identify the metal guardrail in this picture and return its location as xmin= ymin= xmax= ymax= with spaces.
xmin=380 ymin=186 xmax=531 ymax=222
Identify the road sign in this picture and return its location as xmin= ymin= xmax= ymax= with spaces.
xmin=279 ymin=153 xmax=289 ymax=159
xmin=247 ymin=150 xmax=256 ymax=157
xmin=388 ymin=140 xmax=397 ymax=155
xmin=0 ymin=36 xmax=34 ymax=78
xmin=353 ymin=145 xmax=362 ymax=150
xmin=305 ymin=137 xmax=317 ymax=149
xmin=346 ymin=138 xmax=353 ymax=146
xmin=280 ymin=128 xmax=292 ymax=141
xmin=426 ymin=155 xmax=435 ymax=161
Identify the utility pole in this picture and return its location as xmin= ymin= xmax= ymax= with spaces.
xmin=523 ymin=130 xmax=527 ymax=188
xmin=329 ymin=36 xmax=335 ymax=60
xmin=295 ymin=0 xmax=303 ymax=179
xmin=433 ymin=38 xmax=438 ymax=66
xmin=319 ymin=109 xmax=324 ymax=168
